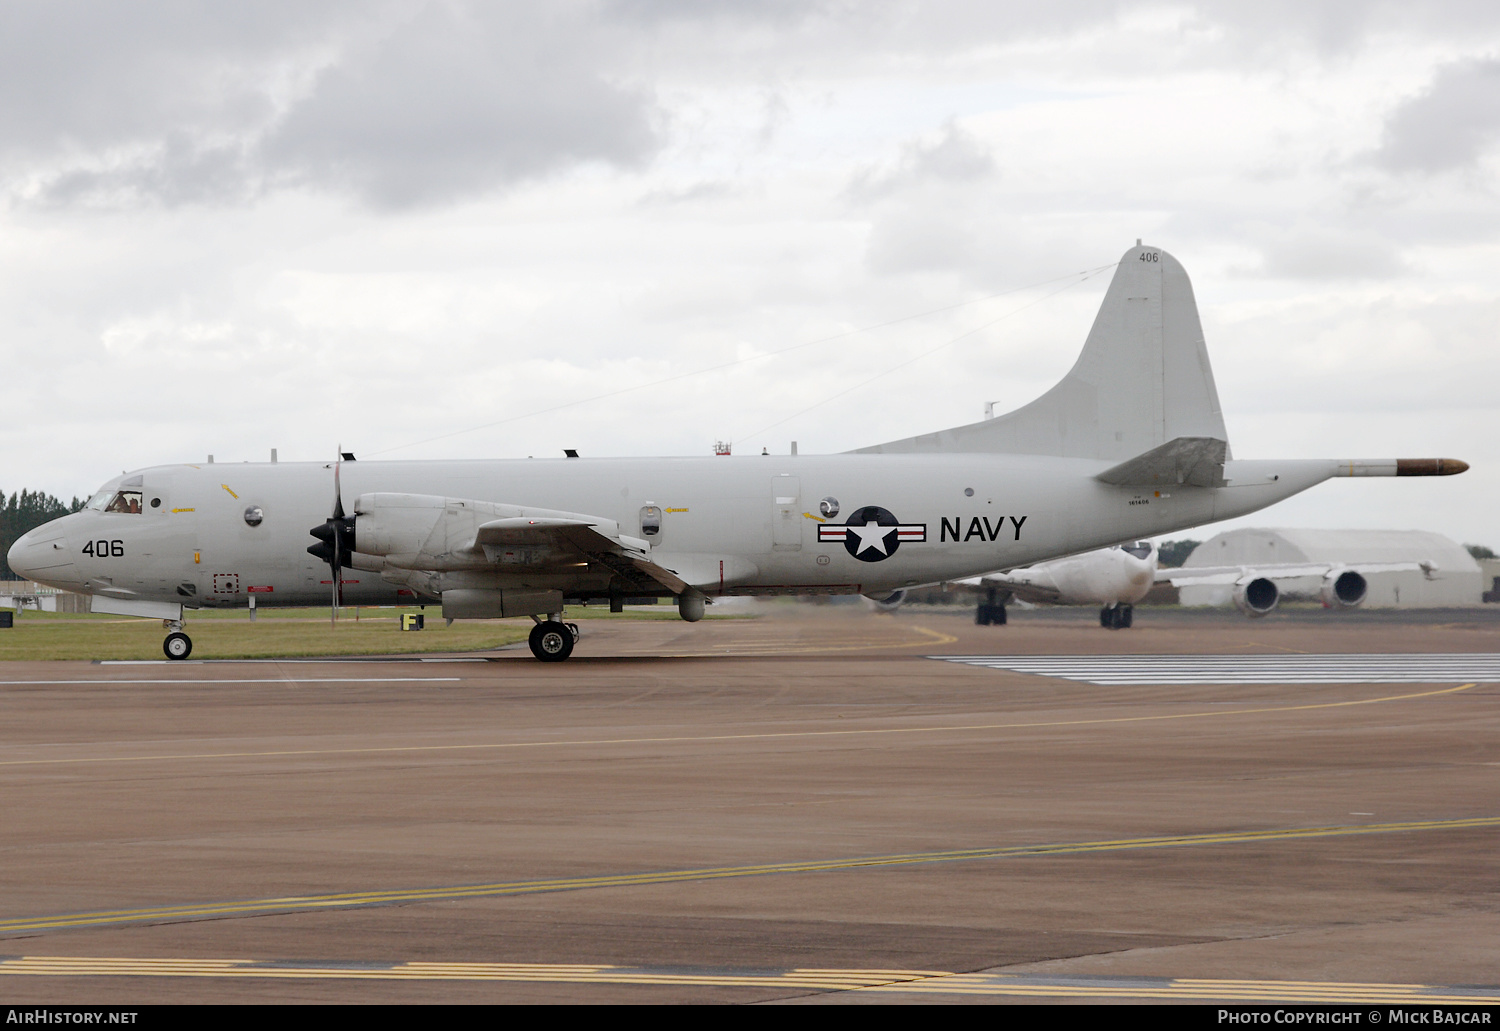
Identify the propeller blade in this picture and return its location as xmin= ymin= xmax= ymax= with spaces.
xmin=331 ymin=450 xmax=343 ymax=625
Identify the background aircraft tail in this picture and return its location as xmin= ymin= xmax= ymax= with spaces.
xmin=853 ymin=243 xmax=1230 ymax=461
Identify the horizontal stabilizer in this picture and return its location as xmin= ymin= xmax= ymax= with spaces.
xmin=1096 ymin=436 xmax=1227 ymax=488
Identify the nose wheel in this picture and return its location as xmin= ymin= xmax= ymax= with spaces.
xmin=163 ymin=631 xmax=193 ymax=660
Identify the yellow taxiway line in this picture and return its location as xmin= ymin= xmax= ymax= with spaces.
xmin=0 ymin=958 xmax=1496 ymax=1003
xmin=0 ymin=682 xmax=1476 ymax=770
xmin=1 ymin=815 xmax=1495 ymax=936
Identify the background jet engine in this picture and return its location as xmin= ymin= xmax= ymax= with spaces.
xmin=1231 ymin=577 xmax=1278 ymax=616
xmin=1320 ymin=569 xmax=1367 ymax=609
xmin=862 ymin=589 xmax=907 ymax=613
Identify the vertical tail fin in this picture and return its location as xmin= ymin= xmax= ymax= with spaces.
xmin=854 ymin=244 xmax=1229 ymax=460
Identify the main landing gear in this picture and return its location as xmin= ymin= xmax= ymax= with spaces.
xmin=975 ymin=587 xmax=1007 ymax=626
xmin=528 ymin=616 xmax=581 ymax=662
xmin=1101 ymin=604 xmax=1134 ymax=630
xmin=162 ymin=619 xmax=192 ymax=660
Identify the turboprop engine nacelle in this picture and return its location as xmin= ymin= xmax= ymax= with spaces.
xmin=1320 ymin=569 xmax=1367 ymax=609
xmin=1232 ymin=577 xmax=1278 ymax=617
xmin=348 ymin=494 xmax=446 ymax=563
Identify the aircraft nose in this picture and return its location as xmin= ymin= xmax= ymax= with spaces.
xmin=7 ymin=521 xmax=80 ymax=587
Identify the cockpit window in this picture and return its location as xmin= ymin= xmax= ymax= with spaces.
xmin=103 ymin=490 xmax=144 ymax=514
xmin=86 ymin=491 xmax=113 ymax=511
xmin=1121 ymin=541 xmax=1152 ymax=560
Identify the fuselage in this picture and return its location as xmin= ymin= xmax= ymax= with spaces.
xmin=9 ymin=453 xmax=1339 ymax=610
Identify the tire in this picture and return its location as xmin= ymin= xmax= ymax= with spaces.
xmin=1100 ymin=607 xmax=1111 ymax=628
xmin=163 ymin=632 xmax=193 ymax=660
xmin=993 ymin=604 xmax=1007 ymax=626
xmin=1120 ymin=605 xmax=1133 ymax=629
xmin=565 ymin=622 xmax=580 ymax=643
xmin=975 ymin=604 xmax=991 ymax=626
xmin=528 ymin=621 xmax=575 ymax=662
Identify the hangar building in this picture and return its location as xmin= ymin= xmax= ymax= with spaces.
xmin=1177 ymin=528 xmax=1482 ymax=609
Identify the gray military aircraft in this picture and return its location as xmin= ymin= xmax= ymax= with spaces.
xmin=8 ymin=243 xmax=1467 ymax=661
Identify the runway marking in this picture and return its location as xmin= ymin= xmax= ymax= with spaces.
xmin=98 ymin=658 xmax=492 ymax=665
xmin=659 ymin=623 xmax=959 ymax=657
xmin=933 ymin=653 xmax=1500 ymax=684
xmin=0 ymin=683 xmax=1476 ymax=769
xmin=87 ymin=624 xmax=959 ymax=662
xmin=0 ymin=678 xmax=461 ymax=685
xmin=2 ymin=816 xmax=1494 ymax=936
xmin=0 ymin=959 xmax=1496 ymax=1003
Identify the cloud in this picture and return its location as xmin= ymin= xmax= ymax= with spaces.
xmin=1237 ymin=226 xmax=1408 ymax=280
xmin=1 ymin=2 xmax=661 ymax=210
xmin=262 ymin=7 xmax=660 ymax=208
xmin=848 ymin=121 xmax=997 ymax=201
xmin=1375 ymin=56 xmax=1500 ymax=173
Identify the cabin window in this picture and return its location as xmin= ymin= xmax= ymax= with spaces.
xmin=103 ymin=490 xmax=144 ymax=514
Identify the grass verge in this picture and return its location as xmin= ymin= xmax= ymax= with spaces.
xmin=0 ymin=605 xmax=739 ymax=661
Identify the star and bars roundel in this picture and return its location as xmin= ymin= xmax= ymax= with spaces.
xmin=817 ymin=505 xmax=926 ymax=562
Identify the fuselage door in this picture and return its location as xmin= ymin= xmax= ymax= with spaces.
xmin=771 ymin=475 xmax=801 ymax=552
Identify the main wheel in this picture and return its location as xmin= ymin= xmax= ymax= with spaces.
xmin=1119 ymin=605 xmax=1133 ymax=629
xmin=975 ymin=604 xmax=992 ymax=626
xmin=163 ymin=632 xmax=193 ymax=660
xmin=565 ymin=622 xmax=580 ymax=643
xmin=528 ymin=621 xmax=575 ymax=662
xmin=992 ymin=604 xmax=1007 ymax=626
xmin=1100 ymin=607 xmax=1112 ymax=628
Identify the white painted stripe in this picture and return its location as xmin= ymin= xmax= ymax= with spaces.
xmin=99 ymin=657 xmax=491 ymax=665
xmin=930 ymin=653 xmax=1500 ymax=685
xmin=0 ymin=678 xmax=463 ymax=685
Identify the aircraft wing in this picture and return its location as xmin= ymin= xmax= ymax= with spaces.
xmin=1159 ymin=560 xmax=1435 ymax=587
xmin=472 ymin=516 xmax=689 ymax=594
xmin=350 ymin=493 xmax=689 ymax=596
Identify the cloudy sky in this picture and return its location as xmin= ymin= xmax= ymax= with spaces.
xmin=2 ymin=1 xmax=1497 ymax=546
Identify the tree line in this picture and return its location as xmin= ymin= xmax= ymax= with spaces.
xmin=1 ymin=489 xmax=84 ymax=579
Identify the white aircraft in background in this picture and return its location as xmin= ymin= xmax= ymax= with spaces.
xmin=8 ymin=243 xmax=1467 ymax=661
xmin=963 ymin=541 xmax=1439 ymax=627
xmin=964 ymin=541 xmax=1158 ymax=629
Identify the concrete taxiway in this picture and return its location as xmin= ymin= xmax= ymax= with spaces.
xmin=1 ymin=605 xmax=1497 ymax=1004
